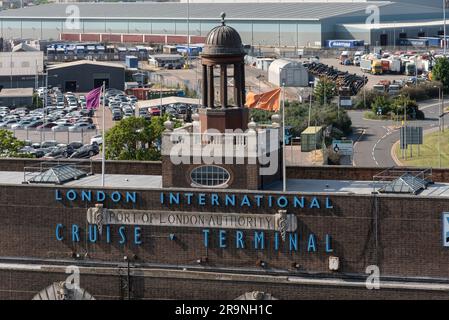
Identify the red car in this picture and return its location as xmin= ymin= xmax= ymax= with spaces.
xmin=150 ymin=107 xmax=161 ymax=116
xmin=36 ymin=122 xmax=58 ymax=130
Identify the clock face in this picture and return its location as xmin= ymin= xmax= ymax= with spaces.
xmin=32 ymin=282 xmax=95 ymax=300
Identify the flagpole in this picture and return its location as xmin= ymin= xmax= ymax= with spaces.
xmin=281 ymin=82 xmax=286 ymax=192
xmin=101 ymin=81 xmax=106 ymax=187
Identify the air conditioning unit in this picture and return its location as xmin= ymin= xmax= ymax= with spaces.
xmin=329 ymin=256 xmax=340 ymax=271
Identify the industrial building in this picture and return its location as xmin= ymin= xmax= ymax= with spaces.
xmin=46 ymin=60 xmax=125 ymax=92
xmin=0 ymin=1 xmax=446 ymax=47
xmin=0 ymin=87 xmax=33 ymax=107
xmin=0 ymin=51 xmax=43 ymax=89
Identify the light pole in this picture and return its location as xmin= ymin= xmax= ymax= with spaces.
xmin=435 ymin=83 xmax=443 ymax=167
xmin=159 ymin=74 xmax=164 ymax=115
xmin=444 ymin=0 xmax=447 ymax=55
xmin=280 ymin=67 xmax=287 ymax=192
xmin=363 ymin=76 xmax=367 ymax=109
xmin=308 ymin=81 xmax=314 ymax=127
xmin=186 ymin=0 xmax=190 ymax=69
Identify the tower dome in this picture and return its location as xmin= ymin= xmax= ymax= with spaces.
xmin=203 ymin=13 xmax=245 ymax=56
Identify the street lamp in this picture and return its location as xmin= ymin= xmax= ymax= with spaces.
xmin=308 ymin=81 xmax=314 ymax=127
xmin=279 ymin=66 xmax=287 ymax=192
xmin=444 ymin=0 xmax=447 ymax=55
xmin=158 ymin=74 xmax=164 ymax=115
xmin=434 ymin=83 xmax=444 ymax=167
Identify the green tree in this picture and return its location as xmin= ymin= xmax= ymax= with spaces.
xmin=0 ymin=130 xmax=26 ymax=157
xmin=371 ymin=95 xmax=391 ymax=115
xmin=391 ymin=95 xmax=421 ymax=119
xmin=248 ymin=100 xmax=352 ymax=138
xmin=432 ymin=57 xmax=449 ymax=91
xmin=32 ymin=93 xmax=43 ymax=109
xmin=313 ymin=77 xmax=336 ymax=105
xmin=105 ymin=115 xmax=180 ymax=161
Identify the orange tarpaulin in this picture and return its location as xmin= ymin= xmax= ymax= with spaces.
xmin=245 ymin=88 xmax=281 ymax=112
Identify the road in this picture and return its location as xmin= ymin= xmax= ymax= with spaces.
xmin=350 ymin=99 xmax=447 ymax=167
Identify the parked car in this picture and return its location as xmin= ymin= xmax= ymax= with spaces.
xmin=51 ymin=123 xmax=72 ymax=132
xmin=23 ymin=120 xmax=44 ymax=129
xmin=90 ymin=134 xmax=103 ymax=145
xmin=112 ymin=112 xmax=122 ymax=121
xmin=69 ymin=144 xmax=100 ymax=159
xmin=0 ymin=119 xmax=18 ymax=128
xmin=36 ymin=122 xmax=58 ymax=130
xmin=150 ymin=107 xmax=161 ymax=116
xmin=68 ymin=141 xmax=84 ymax=150
xmin=40 ymin=140 xmax=58 ymax=148
xmin=44 ymin=145 xmax=75 ymax=158
xmin=10 ymin=121 xmax=32 ymax=130
xmin=68 ymin=122 xmax=96 ymax=132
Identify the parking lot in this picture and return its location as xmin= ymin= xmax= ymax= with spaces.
xmin=0 ymin=88 xmax=119 ymax=159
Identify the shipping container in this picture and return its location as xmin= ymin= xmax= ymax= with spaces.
xmin=397 ymin=39 xmax=429 ymax=47
xmin=301 ymin=126 xmax=323 ymax=152
xmin=125 ymin=55 xmax=138 ymax=69
xmin=419 ymin=37 xmax=441 ymax=47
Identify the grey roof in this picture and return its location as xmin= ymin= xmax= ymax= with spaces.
xmin=0 ymin=2 xmax=438 ymax=21
xmin=0 ymin=88 xmax=34 ymax=98
xmin=47 ymin=60 xmax=126 ymax=70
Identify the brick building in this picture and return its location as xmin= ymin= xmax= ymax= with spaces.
xmin=1 ymin=15 xmax=449 ymax=300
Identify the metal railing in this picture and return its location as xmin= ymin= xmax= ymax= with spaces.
xmin=372 ymin=167 xmax=433 ymax=194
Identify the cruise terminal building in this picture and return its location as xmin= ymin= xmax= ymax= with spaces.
xmin=1 ymin=12 xmax=449 ymax=301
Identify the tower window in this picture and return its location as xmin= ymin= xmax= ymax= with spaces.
xmin=190 ymin=165 xmax=231 ymax=188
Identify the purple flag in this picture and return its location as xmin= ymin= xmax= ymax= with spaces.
xmin=86 ymin=86 xmax=102 ymax=110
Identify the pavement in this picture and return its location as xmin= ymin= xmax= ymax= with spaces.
xmin=350 ymin=98 xmax=448 ymax=167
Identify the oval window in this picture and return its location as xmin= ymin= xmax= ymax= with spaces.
xmin=190 ymin=166 xmax=230 ymax=188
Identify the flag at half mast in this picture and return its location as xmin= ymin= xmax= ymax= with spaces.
xmin=86 ymin=86 xmax=102 ymax=110
xmin=245 ymin=88 xmax=281 ymax=112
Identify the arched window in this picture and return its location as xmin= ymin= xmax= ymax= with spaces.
xmin=190 ymin=165 xmax=230 ymax=188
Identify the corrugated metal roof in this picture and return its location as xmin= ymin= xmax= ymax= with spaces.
xmin=0 ymin=2 xmax=429 ymax=21
xmin=47 ymin=60 xmax=125 ymax=70
xmin=0 ymin=88 xmax=34 ymax=98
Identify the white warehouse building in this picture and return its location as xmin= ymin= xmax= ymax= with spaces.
xmin=268 ymin=59 xmax=309 ymax=87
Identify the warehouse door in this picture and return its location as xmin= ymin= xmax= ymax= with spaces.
xmin=380 ymin=34 xmax=388 ymax=46
xmin=94 ymin=78 xmax=109 ymax=89
xmin=65 ymin=81 xmax=77 ymax=92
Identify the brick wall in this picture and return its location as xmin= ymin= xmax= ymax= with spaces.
xmin=0 ymin=185 xmax=448 ymax=280
xmin=1 ymin=269 xmax=447 ymax=300
xmin=0 ymin=158 xmax=162 ymax=175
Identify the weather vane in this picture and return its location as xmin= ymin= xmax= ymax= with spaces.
xmin=220 ymin=12 xmax=226 ymax=25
